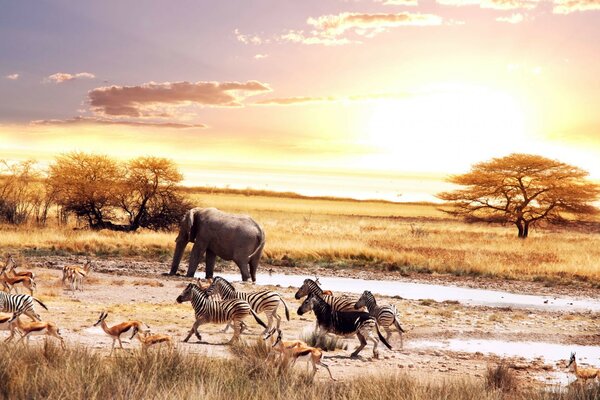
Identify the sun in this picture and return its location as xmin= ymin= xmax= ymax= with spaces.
xmin=364 ymin=84 xmax=528 ymax=170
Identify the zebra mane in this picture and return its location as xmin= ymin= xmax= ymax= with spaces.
xmin=213 ymin=276 xmax=236 ymax=292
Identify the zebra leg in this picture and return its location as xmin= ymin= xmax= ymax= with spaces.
xmin=272 ymin=309 xmax=282 ymax=330
xmin=351 ymin=333 xmax=367 ymax=358
xmin=227 ymin=320 xmax=242 ymax=344
xmin=221 ymin=322 xmax=231 ymax=333
xmin=24 ymin=309 xmax=41 ymax=322
xmin=364 ymin=329 xmax=380 ymax=359
xmin=184 ymin=319 xmax=202 ymax=342
xmin=240 ymin=320 xmax=248 ymax=334
xmin=384 ymin=325 xmax=393 ymax=342
xmin=264 ymin=313 xmax=274 ymax=334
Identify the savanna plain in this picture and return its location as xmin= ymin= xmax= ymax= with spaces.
xmin=2 ymin=189 xmax=600 ymax=400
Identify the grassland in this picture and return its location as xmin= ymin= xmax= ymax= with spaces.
xmin=1 ymin=189 xmax=599 ymax=285
xmin=1 ymin=341 xmax=599 ymax=400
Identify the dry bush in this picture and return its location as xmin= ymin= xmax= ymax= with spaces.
xmin=486 ymin=363 xmax=517 ymax=393
xmin=111 ymin=279 xmax=125 ymax=286
xmin=132 ymin=279 xmax=164 ymax=287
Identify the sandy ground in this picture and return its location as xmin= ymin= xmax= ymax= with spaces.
xmin=6 ymin=256 xmax=600 ymax=387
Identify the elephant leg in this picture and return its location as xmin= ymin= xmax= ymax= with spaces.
xmin=186 ymin=241 xmax=207 ymax=278
xmin=249 ymin=256 xmax=260 ymax=282
xmin=170 ymin=240 xmax=188 ymax=275
xmin=205 ymin=249 xmax=216 ymax=280
xmin=234 ymin=258 xmax=251 ymax=282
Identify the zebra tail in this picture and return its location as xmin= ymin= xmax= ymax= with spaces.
xmin=280 ymin=296 xmax=291 ymax=321
xmin=375 ymin=323 xmax=392 ymax=350
xmin=33 ymin=297 xmax=48 ymax=310
xmin=250 ymin=309 xmax=268 ymax=329
xmin=393 ymin=317 xmax=405 ymax=333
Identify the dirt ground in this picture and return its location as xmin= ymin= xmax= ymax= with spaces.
xmin=7 ymin=256 xmax=600 ymax=387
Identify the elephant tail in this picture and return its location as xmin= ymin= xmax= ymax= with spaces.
xmin=279 ymin=295 xmax=291 ymax=321
xmin=248 ymin=219 xmax=265 ymax=260
xmin=250 ymin=309 xmax=268 ymax=329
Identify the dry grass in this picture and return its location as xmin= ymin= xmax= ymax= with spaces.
xmin=132 ymin=279 xmax=164 ymax=287
xmin=1 ymin=341 xmax=599 ymax=400
xmin=1 ymin=191 xmax=599 ymax=284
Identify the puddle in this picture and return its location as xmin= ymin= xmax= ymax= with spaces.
xmin=410 ymin=338 xmax=600 ymax=365
xmin=212 ymin=272 xmax=600 ymax=312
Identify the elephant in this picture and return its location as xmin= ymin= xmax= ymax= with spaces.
xmin=169 ymin=207 xmax=265 ymax=282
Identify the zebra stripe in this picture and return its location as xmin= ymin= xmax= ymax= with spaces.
xmin=355 ymin=290 xmax=404 ymax=347
xmin=176 ymin=283 xmax=266 ymax=342
xmin=0 ymin=292 xmax=47 ymax=322
xmin=206 ymin=277 xmax=289 ymax=332
xmin=294 ymin=278 xmax=357 ymax=311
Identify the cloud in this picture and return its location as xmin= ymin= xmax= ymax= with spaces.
xmin=553 ymin=0 xmax=600 ymax=13
xmin=437 ymin=0 xmax=538 ymax=10
xmin=234 ymin=29 xmax=267 ymax=45
xmin=5 ymin=73 xmax=19 ymax=80
xmin=254 ymin=92 xmax=410 ymax=106
xmin=46 ymin=72 xmax=96 ymax=84
xmin=496 ymin=12 xmax=525 ymax=22
xmin=376 ymin=0 xmax=419 ymax=5
xmin=30 ymin=116 xmax=206 ymax=129
xmin=254 ymin=54 xmax=269 ymax=59
xmin=88 ymin=80 xmax=271 ymax=117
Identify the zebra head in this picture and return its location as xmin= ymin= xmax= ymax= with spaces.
xmin=354 ymin=290 xmax=373 ymax=310
xmin=294 ymin=278 xmax=319 ymax=300
xmin=204 ymin=276 xmax=230 ymax=297
xmin=176 ymin=282 xmax=206 ymax=303
xmin=94 ymin=311 xmax=108 ymax=326
xmin=297 ymin=292 xmax=318 ymax=316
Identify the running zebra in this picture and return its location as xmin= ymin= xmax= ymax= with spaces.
xmin=297 ymin=292 xmax=392 ymax=358
xmin=0 ymin=292 xmax=48 ymax=323
xmin=294 ymin=278 xmax=359 ymax=311
xmin=355 ymin=290 xmax=404 ymax=348
xmin=205 ymin=276 xmax=290 ymax=333
xmin=176 ymin=282 xmax=267 ymax=343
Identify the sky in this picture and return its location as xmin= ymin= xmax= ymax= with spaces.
xmin=0 ymin=0 xmax=599 ymax=201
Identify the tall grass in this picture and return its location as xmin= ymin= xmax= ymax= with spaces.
xmin=1 ymin=341 xmax=600 ymax=400
xmin=1 ymin=191 xmax=599 ymax=284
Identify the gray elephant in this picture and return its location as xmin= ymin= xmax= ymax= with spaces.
xmin=169 ymin=207 xmax=265 ymax=282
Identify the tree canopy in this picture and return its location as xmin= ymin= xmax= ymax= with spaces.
xmin=438 ymin=153 xmax=600 ymax=238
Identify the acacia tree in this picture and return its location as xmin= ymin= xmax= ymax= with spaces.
xmin=0 ymin=160 xmax=51 ymax=225
xmin=438 ymin=153 xmax=600 ymax=238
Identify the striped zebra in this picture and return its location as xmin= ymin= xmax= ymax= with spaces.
xmin=205 ymin=276 xmax=290 ymax=333
xmin=294 ymin=278 xmax=359 ymax=311
xmin=355 ymin=290 xmax=404 ymax=348
xmin=297 ymin=293 xmax=392 ymax=358
xmin=0 ymin=292 xmax=48 ymax=323
xmin=176 ymin=282 xmax=267 ymax=343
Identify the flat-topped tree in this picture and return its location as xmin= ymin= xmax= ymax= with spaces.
xmin=438 ymin=153 xmax=600 ymax=238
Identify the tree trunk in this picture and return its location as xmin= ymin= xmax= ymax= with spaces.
xmin=516 ymin=221 xmax=525 ymax=239
xmin=523 ymin=222 xmax=530 ymax=238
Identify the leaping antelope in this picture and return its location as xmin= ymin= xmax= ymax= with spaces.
xmin=263 ymin=328 xmax=306 ymax=363
xmin=567 ymin=352 xmax=600 ymax=383
xmin=130 ymin=326 xmax=173 ymax=351
xmin=12 ymin=317 xmax=65 ymax=349
xmin=271 ymin=328 xmax=335 ymax=381
xmin=94 ymin=311 xmax=150 ymax=355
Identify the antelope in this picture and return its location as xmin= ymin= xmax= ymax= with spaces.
xmin=263 ymin=328 xmax=306 ymax=362
xmin=62 ymin=260 xmax=92 ymax=289
xmin=271 ymin=328 xmax=335 ymax=381
xmin=0 ymin=270 xmax=36 ymax=295
xmin=3 ymin=255 xmax=35 ymax=280
xmin=130 ymin=326 xmax=173 ymax=351
xmin=12 ymin=317 xmax=65 ymax=348
xmin=94 ymin=311 xmax=150 ymax=355
xmin=567 ymin=352 xmax=600 ymax=383
xmin=0 ymin=312 xmax=20 ymax=342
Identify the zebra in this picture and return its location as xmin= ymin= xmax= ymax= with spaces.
xmin=354 ymin=290 xmax=404 ymax=348
xmin=0 ymin=292 xmax=48 ymax=323
xmin=294 ymin=278 xmax=359 ymax=311
xmin=176 ymin=282 xmax=267 ymax=343
xmin=205 ymin=276 xmax=290 ymax=333
xmin=297 ymin=292 xmax=392 ymax=358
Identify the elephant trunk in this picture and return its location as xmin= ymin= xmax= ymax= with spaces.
xmin=170 ymin=240 xmax=188 ymax=275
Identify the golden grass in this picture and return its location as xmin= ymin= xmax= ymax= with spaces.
xmin=1 ymin=191 xmax=599 ymax=285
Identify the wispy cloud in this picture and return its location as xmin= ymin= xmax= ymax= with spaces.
xmin=5 ymin=73 xmax=19 ymax=80
xmin=376 ymin=0 xmax=419 ymax=5
xmin=553 ymin=0 xmax=600 ymax=13
xmin=45 ymin=72 xmax=96 ymax=84
xmin=437 ymin=0 xmax=538 ymax=10
xmin=88 ymin=80 xmax=271 ymax=117
xmin=254 ymin=92 xmax=409 ymax=106
xmin=254 ymin=54 xmax=269 ymax=59
xmin=496 ymin=12 xmax=525 ymax=22
xmin=234 ymin=29 xmax=267 ymax=45
xmin=30 ymin=116 xmax=206 ymax=129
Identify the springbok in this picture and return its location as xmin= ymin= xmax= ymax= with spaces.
xmin=0 ymin=270 xmax=35 ymax=295
xmin=12 ymin=317 xmax=65 ymax=348
xmin=567 ymin=352 xmax=600 ymax=383
xmin=4 ymin=255 xmax=35 ymax=280
xmin=93 ymin=311 xmax=150 ymax=355
xmin=263 ymin=328 xmax=306 ymax=362
xmin=130 ymin=326 xmax=173 ymax=351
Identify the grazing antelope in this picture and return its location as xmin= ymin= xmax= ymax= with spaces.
xmin=12 ymin=317 xmax=65 ymax=349
xmin=1 ymin=270 xmax=36 ymax=295
xmin=567 ymin=352 xmax=600 ymax=383
xmin=3 ymin=255 xmax=35 ymax=280
xmin=298 ymin=293 xmax=392 ymax=359
xmin=94 ymin=311 xmax=150 ymax=355
xmin=130 ymin=326 xmax=173 ymax=351
xmin=0 ymin=312 xmax=20 ymax=342
xmin=271 ymin=328 xmax=335 ymax=381
xmin=355 ymin=290 xmax=405 ymax=348
xmin=176 ymin=283 xmax=267 ymax=344
xmin=0 ymin=292 xmax=47 ymax=322
xmin=205 ymin=276 xmax=290 ymax=333
xmin=263 ymin=328 xmax=306 ymax=362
